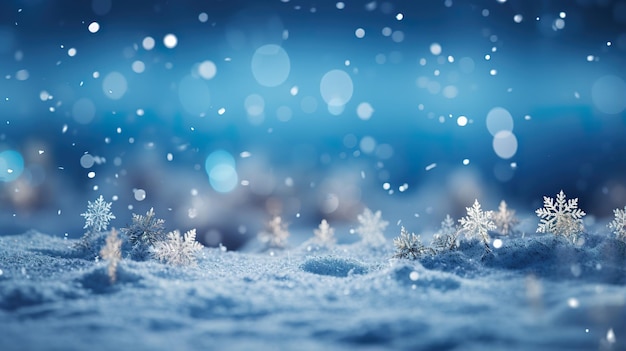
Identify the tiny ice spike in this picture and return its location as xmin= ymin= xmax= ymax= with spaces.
xmin=393 ymin=226 xmax=434 ymax=259
xmin=152 ymin=229 xmax=203 ymax=266
xmin=492 ymin=200 xmax=519 ymax=235
xmin=100 ymin=228 xmax=122 ymax=283
xmin=607 ymin=206 xmax=626 ymax=242
xmin=81 ymin=195 xmax=115 ymax=233
xmin=354 ymin=208 xmax=389 ymax=246
xmin=459 ymin=199 xmax=496 ymax=251
xmin=313 ymin=219 xmax=336 ymax=246
xmin=536 ymin=190 xmax=586 ymax=243
xmin=258 ymin=216 xmax=290 ymax=248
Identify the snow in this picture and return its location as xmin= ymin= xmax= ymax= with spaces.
xmin=1 ymin=227 xmax=624 ymax=351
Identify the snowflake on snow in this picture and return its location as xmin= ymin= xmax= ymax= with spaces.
xmin=607 ymin=206 xmax=626 ymax=242
xmin=459 ymin=199 xmax=496 ymax=251
xmin=313 ymin=219 xmax=336 ymax=247
xmin=81 ymin=195 xmax=115 ymax=233
xmin=492 ymin=200 xmax=519 ymax=235
xmin=536 ymin=190 xmax=586 ymax=243
xmin=393 ymin=226 xmax=434 ymax=260
xmin=121 ymin=208 xmax=166 ymax=260
xmin=258 ymin=216 xmax=290 ymax=249
xmin=431 ymin=214 xmax=459 ymax=252
xmin=353 ymin=208 xmax=389 ymax=246
xmin=152 ymin=229 xmax=203 ymax=266
xmin=100 ymin=228 xmax=122 ymax=283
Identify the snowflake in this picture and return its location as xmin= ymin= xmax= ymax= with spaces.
xmin=607 ymin=206 xmax=626 ymax=242
xmin=121 ymin=208 xmax=166 ymax=260
xmin=81 ymin=195 xmax=115 ymax=233
xmin=258 ymin=216 xmax=290 ymax=248
xmin=431 ymin=214 xmax=459 ymax=252
xmin=313 ymin=219 xmax=336 ymax=247
xmin=353 ymin=208 xmax=389 ymax=246
xmin=459 ymin=199 xmax=496 ymax=251
xmin=536 ymin=190 xmax=586 ymax=243
xmin=393 ymin=226 xmax=434 ymax=259
xmin=492 ymin=200 xmax=519 ymax=235
xmin=100 ymin=228 xmax=122 ymax=283
xmin=152 ymin=229 xmax=203 ymax=266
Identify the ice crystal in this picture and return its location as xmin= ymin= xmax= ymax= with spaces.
xmin=353 ymin=208 xmax=389 ymax=246
xmin=536 ymin=190 xmax=586 ymax=243
xmin=100 ymin=228 xmax=122 ymax=283
xmin=459 ymin=199 xmax=496 ymax=251
xmin=607 ymin=206 xmax=626 ymax=242
xmin=258 ymin=216 xmax=290 ymax=249
xmin=492 ymin=200 xmax=519 ymax=235
xmin=121 ymin=208 xmax=166 ymax=260
xmin=432 ymin=214 xmax=459 ymax=252
xmin=152 ymin=229 xmax=203 ymax=266
xmin=81 ymin=195 xmax=115 ymax=233
xmin=313 ymin=219 xmax=336 ymax=247
xmin=393 ymin=226 xmax=434 ymax=260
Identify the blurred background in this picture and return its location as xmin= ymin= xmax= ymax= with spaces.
xmin=1 ymin=0 xmax=626 ymax=249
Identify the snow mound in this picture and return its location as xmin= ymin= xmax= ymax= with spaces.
xmin=301 ymin=256 xmax=368 ymax=277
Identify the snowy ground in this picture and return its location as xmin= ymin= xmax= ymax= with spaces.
xmin=0 ymin=226 xmax=625 ymax=351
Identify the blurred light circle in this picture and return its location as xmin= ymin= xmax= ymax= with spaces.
xmin=430 ymin=43 xmax=442 ymax=55
xmin=320 ymin=69 xmax=353 ymax=107
xmin=72 ymin=98 xmax=96 ymax=124
xmin=178 ymin=75 xmax=211 ymax=116
xmin=163 ymin=33 xmax=178 ymax=49
xmin=102 ymin=72 xmax=128 ymax=100
xmin=205 ymin=150 xmax=238 ymax=193
xmin=198 ymin=60 xmax=217 ymax=80
xmin=591 ymin=75 xmax=626 ymax=114
xmin=142 ymin=36 xmax=155 ymax=50
xmin=131 ymin=60 xmax=145 ymax=73
xmin=356 ymin=102 xmax=374 ymax=120
xmin=0 ymin=150 xmax=24 ymax=182
xmin=360 ymin=136 xmax=377 ymax=154
xmin=300 ymin=96 xmax=318 ymax=114
xmin=486 ymin=107 xmax=514 ymax=136
xmin=88 ymin=22 xmax=100 ymax=33
xmin=251 ymin=44 xmax=290 ymax=87
xmin=133 ymin=189 xmax=146 ymax=201
xmin=80 ymin=154 xmax=95 ymax=168
xmin=492 ymin=130 xmax=518 ymax=159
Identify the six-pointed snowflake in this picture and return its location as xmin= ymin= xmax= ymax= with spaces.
xmin=152 ymin=229 xmax=203 ymax=266
xmin=393 ymin=226 xmax=434 ymax=259
xmin=258 ymin=216 xmax=290 ymax=248
xmin=492 ymin=200 xmax=519 ymax=235
xmin=353 ymin=208 xmax=389 ymax=246
xmin=459 ymin=199 xmax=496 ymax=251
xmin=121 ymin=208 xmax=167 ymax=260
xmin=81 ymin=195 xmax=116 ymax=233
xmin=607 ymin=206 xmax=626 ymax=242
xmin=313 ymin=219 xmax=336 ymax=247
xmin=536 ymin=190 xmax=586 ymax=243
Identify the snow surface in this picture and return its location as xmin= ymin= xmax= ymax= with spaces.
xmin=0 ymin=227 xmax=625 ymax=351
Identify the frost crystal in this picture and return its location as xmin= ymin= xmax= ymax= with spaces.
xmin=459 ymin=199 xmax=496 ymax=251
xmin=152 ymin=229 xmax=203 ymax=266
xmin=354 ymin=208 xmax=389 ymax=246
xmin=432 ymin=214 xmax=459 ymax=252
xmin=607 ymin=206 xmax=626 ymax=242
xmin=81 ymin=195 xmax=115 ymax=233
xmin=121 ymin=208 xmax=166 ymax=260
xmin=313 ymin=219 xmax=336 ymax=246
xmin=492 ymin=200 xmax=519 ymax=235
xmin=258 ymin=216 xmax=290 ymax=248
xmin=100 ymin=228 xmax=122 ymax=283
xmin=393 ymin=226 xmax=434 ymax=260
xmin=536 ymin=190 xmax=586 ymax=243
